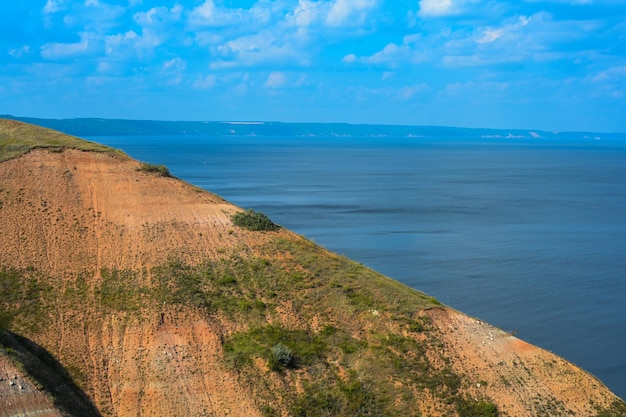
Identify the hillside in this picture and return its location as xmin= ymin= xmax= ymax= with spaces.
xmin=0 ymin=118 xmax=624 ymax=417
xmin=5 ymin=114 xmax=625 ymax=142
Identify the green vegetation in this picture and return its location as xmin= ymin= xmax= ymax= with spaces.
xmin=456 ymin=397 xmax=499 ymax=417
xmin=269 ymin=237 xmax=440 ymax=315
xmin=223 ymin=324 xmax=398 ymax=416
xmin=0 ymin=267 xmax=53 ymax=333
xmin=0 ymin=118 xmax=126 ymax=162
xmin=4 ymin=238 xmax=622 ymax=416
xmin=291 ymin=371 xmax=391 ymax=417
xmin=224 ymin=324 xmax=327 ymax=370
xmin=98 ymin=269 xmax=144 ymax=311
xmin=594 ymin=400 xmax=626 ymax=417
xmin=0 ymin=234 xmax=456 ymax=416
xmin=137 ymin=162 xmax=171 ymax=177
xmin=270 ymin=343 xmax=294 ymax=370
xmin=231 ymin=209 xmax=280 ymax=231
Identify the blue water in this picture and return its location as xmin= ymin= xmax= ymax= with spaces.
xmin=90 ymin=135 xmax=626 ymax=400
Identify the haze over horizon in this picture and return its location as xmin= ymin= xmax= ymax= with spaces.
xmin=2 ymin=0 xmax=625 ymax=132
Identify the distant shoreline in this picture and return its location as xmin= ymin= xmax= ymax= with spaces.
xmin=3 ymin=115 xmax=625 ymax=139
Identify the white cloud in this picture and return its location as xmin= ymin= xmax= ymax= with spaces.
xmin=326 ymin=0 xmax=379 ymax=27
xmin=96 ymin=60 xmax=111 ymax=74
xmin=419 ymin=0 xmax=453 ymax=17
xmin=187 ymin=0 xmax=287 ymax=56
xmin=188 ymin=0 xmax=248 ymax=28
xmin=134 ymin=5 xmax=182 ymax=27
xmin=41 ymin=32 xmax=91 ymax=59
xmin=399 ymin=83 xmax=428 ymax=99
xmin=473 ymin=15 xmax=528 ymax=45
xmin=592 ymin=66 xmax=626 ymax=83
xmin=475 ymin=28 xmax=504 ymax=43
xmin=209 ymin=31 xmax=307 ymax=69
xmin=46 ymin=1 xmax=127 ymax=35
xmin=160 ymin=57 xmax=187 ymax=85
xmin=439 ymin=13 xmax=584 ymax=67
xmin=123 ymin=5 xmax=185 ymax=55
xmin=287 ymin=0 xmax=379 ymax=28
xmin=417 ymin=0 xmax=488 ymax=18
xmin=342 ymin=53 xmax=357 ymax=63
xmin=189 ymin=0 xmax=217 ymax=23
xmin=9 ymin=45 xmax=31 ymax=58
xmin=105 ymin=30 xmax=137 ymax=54
xmin=42 ymin=0 xmax=66 ymax=14
xmin=351 ymin=38 xmax=428 ymax=68
xmin=193 ymin=74 xmax=217 ymax=89
xmin=363 ymin=43 xmax=406 ymax=66
xmin=161 ymin=57 xmax=186 ymax=72
xmin=104 ymin=28 xmax=166 ymax=63
xmin=265 ymin=71 xmax=287 ymax=88
xmin=289 ymin=0 xmax=329 ymax=27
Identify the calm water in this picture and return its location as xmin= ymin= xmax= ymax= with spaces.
xmin=91 ymin=135 xmax=626 ymax=399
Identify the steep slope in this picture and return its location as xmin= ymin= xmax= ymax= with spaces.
xmin=0 ymin=329 xmax=101 ymax=417
xmin=0 ymin=353 xmax=65 ymax=417
xmin=0 ymin=119 xmax=624 ymax=417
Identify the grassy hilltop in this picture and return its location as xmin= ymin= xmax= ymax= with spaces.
xmin=0 ymin=118 xmax=126 ymax=162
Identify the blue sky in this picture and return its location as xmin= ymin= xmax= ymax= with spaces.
xmin=1 ymin=0 xmax=625 ymax=132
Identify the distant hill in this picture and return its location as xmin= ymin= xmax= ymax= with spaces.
xmin=3 ymin=114 xmax=624 ymax=141
xmin=1 ymin=118 xmax=625 ymax=417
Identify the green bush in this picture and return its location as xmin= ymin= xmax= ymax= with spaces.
xmin=223 ymin=324 xmax=326 ymax=370
xmin=137 ymin=162 xmax=171 ymax=177
xmin=291 ymin=372 xmax=390 ymax=417
xmin=269 ymin=343 xmax=294 ymax=370
xmin=456 ymin=397 xmax=499 ymax=417
xmin=231 ymin=209 xmax=279 ymax=231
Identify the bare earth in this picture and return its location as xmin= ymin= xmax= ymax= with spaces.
xmin=0 ymin=148 xmax=623 ymax=417
xmin=0 ymin=354 xmax=63 ymax=417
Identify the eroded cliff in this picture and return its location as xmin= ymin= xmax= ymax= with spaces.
xmin=1 ymin=119 xmax=624 ymax=417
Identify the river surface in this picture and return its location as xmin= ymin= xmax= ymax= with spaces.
xmin=90 ymin=135 xmax=626 ymax=399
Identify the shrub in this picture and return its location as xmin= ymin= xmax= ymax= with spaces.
xmin=269 ymin=343 xmax=294 ymax=370
xmin=137 ymin=162 xmax=171 ymax=177
xmin=223 ymin=324 xmax=326 ymax=370
xmin=231 ymin=209 xmax=279 ymax=231
xmin=456 ymin=397 xmax=499 ymax=417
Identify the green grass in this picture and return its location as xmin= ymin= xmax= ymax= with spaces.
xmin=223 ymin=324 xmax=328 ymax=370
xmin=137 ymin=162 xmax=171 ymax=177
xmin=291 ymin=371 xmax=393 ymax=417
xmin=0 ymin=251 xmax=513 ymax=417
xmin=0 ymin=267 xmax=53 ymax=333
xmin=266 ymin=237 xmax=441 ymax=315
xmin=594 ymin=400 xmax=626 ymax=417
xmin=456 ymin=397 xmax=499 ymax=417
xmin=0 ymin=118 xmax=127 ymax=162
xmin=0 ymin=235 xmax=463 ymax=416
xmin=231 ymin=209 xmax=280 ymax=231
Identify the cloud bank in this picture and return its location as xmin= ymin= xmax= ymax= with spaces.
xmin=1 ymin=0 xmax=625 ymax=131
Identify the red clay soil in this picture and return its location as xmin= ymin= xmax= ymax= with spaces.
xmin=426 ymin=307 xmax=617 ymax=416
xmin=0 ymin=148 xmax=281 ymax=277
